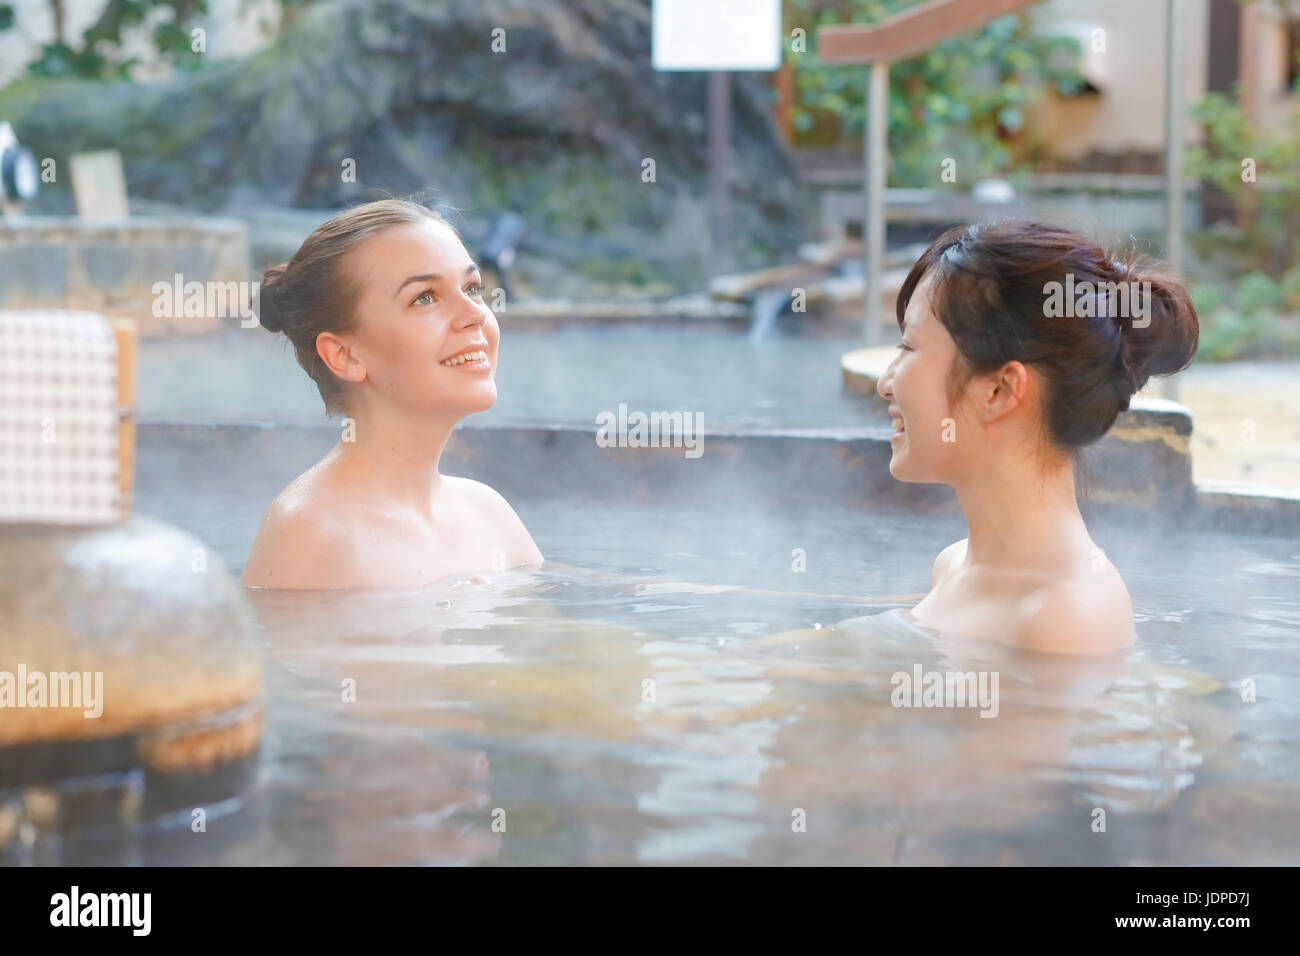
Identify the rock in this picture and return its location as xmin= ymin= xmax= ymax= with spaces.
xmin=1 ymin=0 xmax=804 ymax=296
xmin=0 ymin=515 xmax=263 ymax=855
xmin=0 ymin=515 xmax=261 ymax=764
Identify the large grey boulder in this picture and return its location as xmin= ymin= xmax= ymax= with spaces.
xmin=3 ymin=0 xmax=803 ymax=294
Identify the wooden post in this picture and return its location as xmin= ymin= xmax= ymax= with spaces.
xmin=1162 ymin=0 xmax=1184 ymax=400
xmin=708 ymin=71 xmax=732 ymax=275
xmin=1236 ymin=0 xmax=1260 ymax=232
xmin=110 ymin=318 xmax=137 ymax=519
xmin=772 ymin=59 xmax=796 ymax=142
xmin=864 ymin=60 xmax=889 ymax=345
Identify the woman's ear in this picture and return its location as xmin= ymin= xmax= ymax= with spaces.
xmin=316 ymin=331 xmax=367 ymax=385
xmin=977 ymin=360 xmax=1031 ymax=424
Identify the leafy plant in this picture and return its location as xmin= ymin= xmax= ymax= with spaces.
xmin=1197 ymin=310 xmax=1268 ymax=361
xmin=0 ymin=0 xmax=212 ymax=79
xmin=1188 ymin=281 xmax=1224 ymax=322
xmin=1195 ymin=271 xmax=1300 ymax=361
xmin=785 ymin=0 xmax=1085 ymax=185
xmin=1235 ymin=271 xmax=1284 ymax=317
xmin=1282 ymin=263 xmax=1300 ymax=310
xmin=1186 ymin=80 xmax=1300 ymax=278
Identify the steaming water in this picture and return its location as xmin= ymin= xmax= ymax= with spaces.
xmin=138 ymin=327 xmax=882 ymax=428
xmin=40 ymin=327 xmax=1298 ymax=863
xmin=36 ymin=501 xmax=1300 ymax=865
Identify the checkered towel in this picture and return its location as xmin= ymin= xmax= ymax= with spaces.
xmin=0 ymin=311 xmax=120 ymax=525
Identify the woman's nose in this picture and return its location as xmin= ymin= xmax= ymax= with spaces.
xmin=453 ymin=297 xmax=488 ymax=329
xmin=876 ymin=361 xmax=894 ymax=401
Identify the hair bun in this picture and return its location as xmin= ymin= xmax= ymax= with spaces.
xmin=256 ymin=263 xmax=290 ymax=333
xmin=1114 ymin=264 xmax=1200 ymax=395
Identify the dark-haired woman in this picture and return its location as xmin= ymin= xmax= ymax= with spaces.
xmin=876 ymin=221 xmax=1199 ymax=654
xmin=241 ymin=199 xmax=542 ymax=589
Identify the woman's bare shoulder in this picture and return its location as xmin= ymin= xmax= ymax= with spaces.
xmin=930 ymin=538 xmax=968 ymax=588
xmin=241 ymin=468 xmax=359 ymax=589
xmin=446 ymin=477 xmax=543 ymax=564
xmin=1015 ymin=569 xmax=1136 ymax=655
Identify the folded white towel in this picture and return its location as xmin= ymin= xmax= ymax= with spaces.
xmin=0 ymin=310 xmax=120 ymax=525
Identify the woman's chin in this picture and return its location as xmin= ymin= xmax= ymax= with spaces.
xmin=887 ymin=449 xmax=917 ymax=482
xmin=462 ymin=384 xmax=498 ymax=413
xmin=422 ymin=385 xmax=496 ymax=420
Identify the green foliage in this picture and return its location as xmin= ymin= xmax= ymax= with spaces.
xmin=1282 ymin=264 xmax=1300 ymax=310
xmin=1197 ymin=310 xmax=1271 ymax=361
xmin=1188 ymin=281 xmax=1223 ymax=322
xmin=1186 ymin=82 xmax=1300 ymax=277
xmin=1235 ymin=271 xmax=1283 ymax=317
xmin=1194 ymin=271 xmax=1300 ymax=362
xmin=786 ymin=0 xmax=1084 ymax=185
xmin=0 ymin=0 xmax=210 ymax=79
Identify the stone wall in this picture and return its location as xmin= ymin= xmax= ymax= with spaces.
xmin=0 ymin=216 xmax=251 ymax=335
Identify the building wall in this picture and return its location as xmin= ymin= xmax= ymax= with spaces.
xmin=1254 ymin=1 xmax=1298 ymax=128
xmin=1034 ymin=0 xmax=1211 ymax=164
xmin=1035 ymin=0 xmax=1296 ymax=165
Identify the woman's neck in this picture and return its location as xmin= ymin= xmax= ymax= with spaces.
xmin=951 ymin=452 xmax=1093 ymax=571
xmin=331 ymin=403 xmax=458 ymax=519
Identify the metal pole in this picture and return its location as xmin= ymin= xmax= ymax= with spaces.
xmin=708 ymin=70 xmax=732 ymax=276
xmin=864 ymin=60 xmax=888 ymax=345
xmin=1162 ymin=0 xmax=1184 ymax=400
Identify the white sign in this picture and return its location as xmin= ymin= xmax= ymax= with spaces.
xmin=652 ymin=0 xmax=782 ymax=72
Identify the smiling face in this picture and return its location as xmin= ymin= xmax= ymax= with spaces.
xmin=335 ymin=219 xmax=499 ymax=422
xmin=875 ymin=276 xmax=976 ymax=483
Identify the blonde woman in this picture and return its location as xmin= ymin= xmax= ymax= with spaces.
xmin=242 ymin=200 xmax=542 ymax=589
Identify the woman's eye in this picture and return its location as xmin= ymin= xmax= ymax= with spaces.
xmin=897 ymin=341 xmax=913 ymax=352
xmin=413 ymin=290 xmax=435 ymax=306
xmin=466 ymin=282 xmax=483 ymax=297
